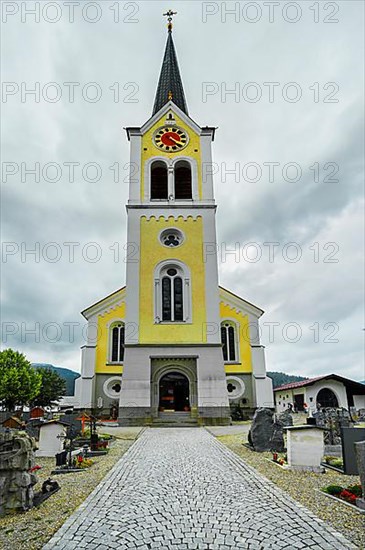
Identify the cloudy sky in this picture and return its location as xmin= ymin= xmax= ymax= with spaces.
xmin=2 ymin=1 xmax=364 ymax=381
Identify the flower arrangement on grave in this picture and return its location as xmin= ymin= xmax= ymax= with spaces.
xmin=322 ymin=483 xmax=362 ymax=508
xmin=77 ymin=457 xmax=94 ymax=469
xmin=73 ymin=455 xmax=94 ymax=469
xmin=272 ymin=453 xmax=287 ymax=466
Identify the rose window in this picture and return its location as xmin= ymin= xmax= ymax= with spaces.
xmin=160 ymin=228 xmax=184 ymax=248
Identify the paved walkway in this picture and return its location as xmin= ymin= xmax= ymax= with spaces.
xmin=43 ymin=428 xmax=356 ymax=550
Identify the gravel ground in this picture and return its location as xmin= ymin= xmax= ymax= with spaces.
xmin=218 ymin=433 xmax=365 ymax=549
xmin=0 ymin=437 xmax=135 ymax=550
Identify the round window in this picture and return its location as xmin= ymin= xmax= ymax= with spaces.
xmin=226 ymin=376 xmax=245 ymax=400
xmin=103 ymin=377 xmax=123 ymax=399
xmin=159 ymin=228 xmax=184 ymax=248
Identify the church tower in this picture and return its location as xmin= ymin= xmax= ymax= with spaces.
xmin=119 ymin=12 xmax=231 ymax=425
xmin=72 ymin=12 xmax=274 ymax=423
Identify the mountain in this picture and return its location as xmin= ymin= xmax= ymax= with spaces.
xmin=267 ymin=371 xmax=308 ymax=389
xmin=32 ymin=363 xmax=80 ymax=395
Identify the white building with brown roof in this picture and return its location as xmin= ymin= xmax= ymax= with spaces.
xmin=274 ymin=374 xmax=365 ymax=414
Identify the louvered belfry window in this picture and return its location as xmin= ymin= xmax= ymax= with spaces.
xmin=175 ymin=161 xmax=192 ymax=199
xmin=151 ymin=161 xmax=168 ymax=199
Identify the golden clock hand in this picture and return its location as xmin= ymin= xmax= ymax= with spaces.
xmin=168 ymin=136 xmax=181 ymax=145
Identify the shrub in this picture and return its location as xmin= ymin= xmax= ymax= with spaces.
xmin=99 ymin=433 xmax=113 ymax=440
xmin=324 ymin=485 xmax=343 ymax=496
xmin=324 ymin=457 xmax=343 ymax=468
xmin=330 ymin=458 xmax=343 ymax=468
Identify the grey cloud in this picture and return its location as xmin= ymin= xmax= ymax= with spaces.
xmin=1 ymin=1 xmax=364 ymax=380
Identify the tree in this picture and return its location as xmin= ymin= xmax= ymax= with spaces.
xmin=31 ymin=367 xmax=66 ymax=407
xmin=0 ymin=349 xmax=42 ymax=411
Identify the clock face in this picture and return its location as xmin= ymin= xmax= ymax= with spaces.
xmin=153 ymin=126 xmax=189 ymax=152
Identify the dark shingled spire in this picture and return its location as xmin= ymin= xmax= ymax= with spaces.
xmin=153 ymin=30 xmax=188 ymax=116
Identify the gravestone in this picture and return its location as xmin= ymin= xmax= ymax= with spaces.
xmin=278 ymin=410 xmax=293 ymax=427
xmin=341 ymin=427 xmax=365 ymax=475
xmin=313 ymin=408 xmax=352 ymax=445
xmin=286 ymin=425 xmax=325 ymax=473
xmin=269 ymin=411 xmax=293 ymax=452
xmin=248 ymin=408 xmax=274 ymax=451
xmin=0 ymin=431 xmax=39 ymax=516
xmin=36 ymin=421 xmax=68 ymax=458
xmin=354 ymin=440 xmax=365 ymax=510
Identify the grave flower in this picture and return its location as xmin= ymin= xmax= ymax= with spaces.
xmin=339 ymin=489 xmax=357 ymax=504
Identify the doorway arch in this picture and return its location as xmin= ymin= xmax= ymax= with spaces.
xmin=159 ymin=372 xmax=190 ymax=412
xmin=316 ymin=387 xmax=339 ymax=408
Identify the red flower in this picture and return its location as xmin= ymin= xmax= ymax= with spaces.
xmin=339 ymin=489 xmax=357 ymax=504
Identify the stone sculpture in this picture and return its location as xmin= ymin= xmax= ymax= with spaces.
xmin=269 ymin=410 xmax=293 ymax=452
xmin=0 ymin=431 xmax=39 ymax=516
xmin=248 ymin=408 xmax=274 ymax=452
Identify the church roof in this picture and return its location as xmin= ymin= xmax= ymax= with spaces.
xmin=152 ymin=30 xmax=188 ymax=116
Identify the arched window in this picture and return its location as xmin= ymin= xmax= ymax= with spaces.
xmin=154 ymin=261 xmax=191 ymax=323
xmin=221 ymin=322 xmax=237 ymax=362
xmin=316 ymin=388 xmax=339 ymax=408
xmin=162 ymin=267 xmax=184 ymax=321
xmin=151 ymin=161 xmax=168 ymax=200
xmin=174 ymin=160 xmax=192 ymax=200
xmin=110 ymin=322 xmax=125 ymax=362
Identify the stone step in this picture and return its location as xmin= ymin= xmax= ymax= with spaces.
xmin=151 ymin=423 xmax=198 ymax=428
xmin=151 ymin=412 xmax=198 ymax=428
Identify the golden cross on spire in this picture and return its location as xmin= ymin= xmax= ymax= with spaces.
xmin=163 ymin=9 xmax=177 ymax=32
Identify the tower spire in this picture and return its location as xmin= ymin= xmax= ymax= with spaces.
xmin=152 ymin=10 xmax=188 ymax=116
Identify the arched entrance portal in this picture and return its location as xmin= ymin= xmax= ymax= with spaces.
xmin=316 ymin=387 xmax=339 ymax=408
xmin=159 ymin=372 xmax=190 ymax=412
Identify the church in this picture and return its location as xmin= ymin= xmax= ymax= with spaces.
xmin=73 ymin=13 xmax=274 ymax=425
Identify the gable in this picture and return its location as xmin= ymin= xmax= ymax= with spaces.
xmin=82 ymin=287 xmax=126 ymax=320
xmin=219 ymin=286 xmax=264 ymax=319
xmin=126 ymin=102 xmax=215 ymax=141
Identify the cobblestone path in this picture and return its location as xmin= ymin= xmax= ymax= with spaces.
xmin=43 ymin=428 xmax=356 ymax=550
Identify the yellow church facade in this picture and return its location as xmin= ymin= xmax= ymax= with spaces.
xmin=73 ymin=19 xmax=273 ymax=425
